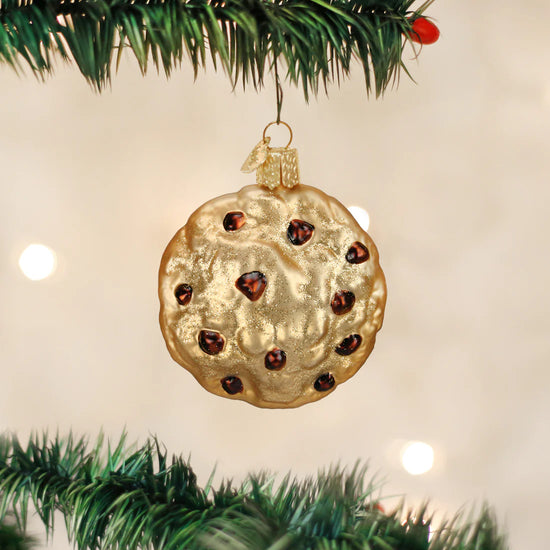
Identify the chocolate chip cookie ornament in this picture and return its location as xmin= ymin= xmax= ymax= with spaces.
xmin=159 ymin=122 xmax=387 ymax=408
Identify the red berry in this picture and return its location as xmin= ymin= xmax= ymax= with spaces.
xmin=408 ymin=17 xmax=440 ymax=45
xmin=366 ymin=502 xmax=385 ymax=513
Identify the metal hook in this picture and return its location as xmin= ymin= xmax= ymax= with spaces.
xmin=262 ymin=121 xmax=293 ymax=148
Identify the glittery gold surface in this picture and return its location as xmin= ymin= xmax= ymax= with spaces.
xmin=241 ymin=138 xmax=301 ymax=190
xmin=241 ymin=138 xmax=270 ymax=173
xmin=159 ymin=184 xmax=386 ymax=408
xmin=257 ymin=147 xmax=300 ymax=189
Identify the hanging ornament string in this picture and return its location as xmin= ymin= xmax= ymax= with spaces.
xmin=274 ymin=55 xmax=283 ymax=124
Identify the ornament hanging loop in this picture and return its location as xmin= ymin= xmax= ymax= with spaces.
xmin=263 ymin=120 xmax=293 ymax=148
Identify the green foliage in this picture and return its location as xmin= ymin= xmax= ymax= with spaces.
xmin=0 ymin=432 xmax=507 ymax=550
xmin=0 ymin=515 xmax=36 ymax=550
xmin=0 ymin=0 xmax=435 ymax=96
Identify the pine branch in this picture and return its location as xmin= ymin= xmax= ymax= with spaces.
xmin=0 ymin=432 xmax=507 ymax=550
xmin=0 ymin=0 xmax=435 ymax=95
xmin=0 ymin=514 xmax=37 ymax=549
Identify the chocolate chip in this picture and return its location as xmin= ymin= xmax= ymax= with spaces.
xmin=236 ymin=271 xmax=267 ymax=301
xmin=314 ymin=373 xmax=335 ymax=392
xmin=331 ymin=290 xmax=355 ymax=315
xmin=335 ymin=334 xmax=362 ymax=356
xmin=265 ymin=349 xmax=286 ymax=370
xmin=287 ymin=219 xmax=314 ymax=245
xmin=175 ymin=284 xmax=192 ymax=306
xmin=221 ymin=376 xmax=243 ymax=394
xmin=346 ymin=242 xmax=370 ymax=264
xmin=198 ymin=330 xmax=225 ymax=355
xmin=223 ymin=211 xmax=246 ymax=232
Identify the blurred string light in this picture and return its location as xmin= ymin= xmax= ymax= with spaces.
xmin=400 ymin=441 xmax=434 ymax=475
xmin=18 ymin=244 xmax=57 ymax=281
xmin=348 ymin=206 xmax=370 ymax=231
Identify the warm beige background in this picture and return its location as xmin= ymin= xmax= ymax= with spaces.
xmin=1 ymin=0 xmax=549 ymax=548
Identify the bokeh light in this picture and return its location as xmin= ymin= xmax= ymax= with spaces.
xmin=348 ymin=206 xmax=370 ymax=231
xmin=18 ymin=244 xmax=57 ymax=281
xmin=401 ymin=441 xmax=434 ymax=475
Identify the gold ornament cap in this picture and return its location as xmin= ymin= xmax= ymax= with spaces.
xmin=241 ymin=121 xmax=300 ymax=190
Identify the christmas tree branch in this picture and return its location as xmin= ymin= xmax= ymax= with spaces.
xmin=0 ymin=514 xmax=36 ymax=549
xmin=0 ymin=0 xmax=435 ymax=95
xmin=0 ymin=431 xmax=507 ymax=549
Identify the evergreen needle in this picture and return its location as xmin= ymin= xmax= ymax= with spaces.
xmin=0 ymin=0 xmax=434 ymax=95
xmin=0 ymin=432 xmax=508 ymax=550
